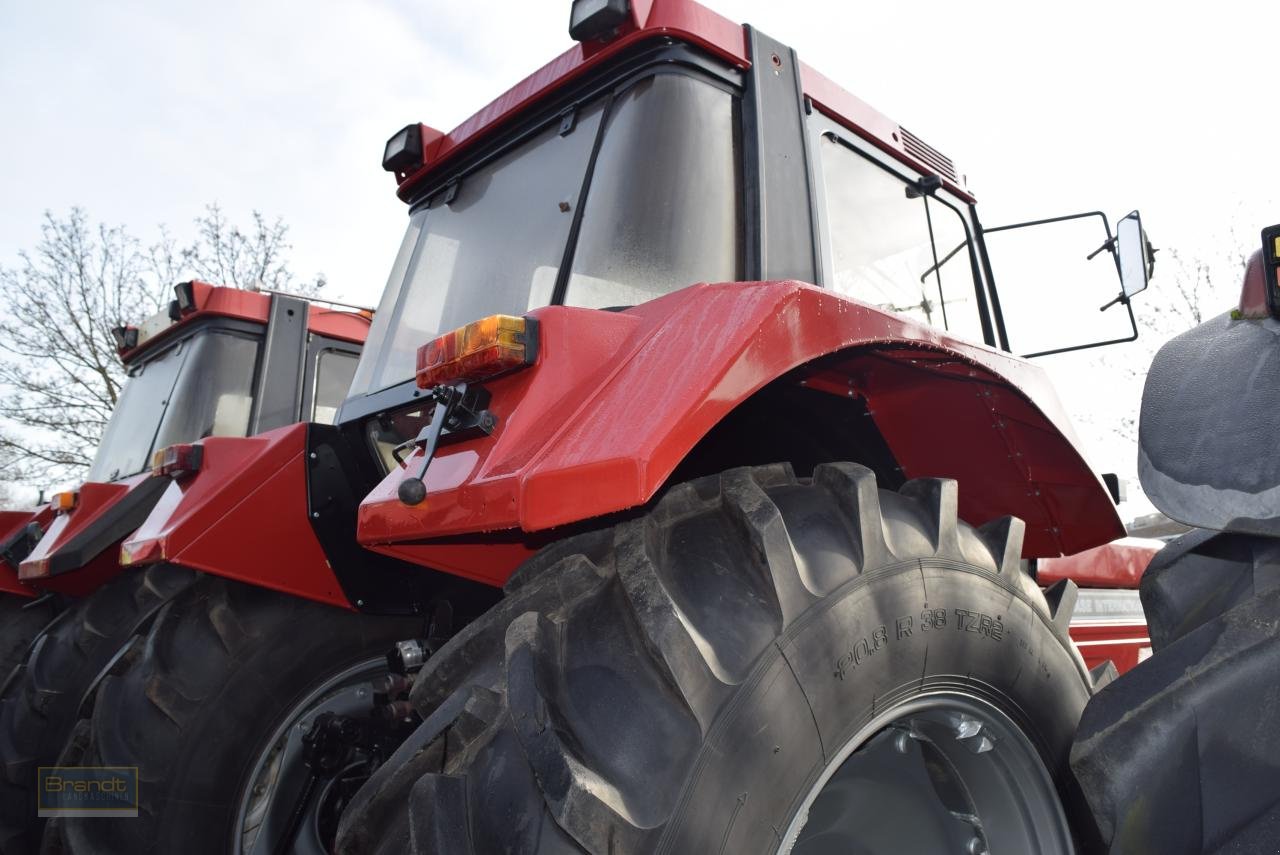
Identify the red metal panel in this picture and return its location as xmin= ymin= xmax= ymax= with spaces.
xmin=1039 ymin=537 xmax=1162 ymax=589
xmin=1070 ymin=622 xmax=1151 ymax=676
xmin=18 ymin=475 xmax=150 ymax=589
xmin=0 ymin=564 xmax=35 ymax=598
xmin=359 ymin=282 xmax=1121 ymax=585
xmin=119 ymin=425 xmax=351 ymax=609
xmin=307 ymin=306 xmax=372 ymax=344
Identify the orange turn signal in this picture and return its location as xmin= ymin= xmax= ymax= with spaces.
xmin=415 ymin=315 xmax=538 ymax=389
xmin=51 ymin=491 xmax=78 ymax=513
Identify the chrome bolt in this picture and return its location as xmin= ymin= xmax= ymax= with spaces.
xmin=893 ymin=730 xmax=912 ymax=754
xmin=950 ymin=713 xmax=996 ymax=754
xmin=967 ymin=837 xmax=987 ymax=855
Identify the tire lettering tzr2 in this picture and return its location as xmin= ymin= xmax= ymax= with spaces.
xmin=954 ymin=608 xmax=1004 ymax=640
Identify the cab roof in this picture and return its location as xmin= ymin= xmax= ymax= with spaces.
xmin=119 ymin=281 xmax=371 ymax=363
xmin=394 ymin=0 xmax=972 ymax=204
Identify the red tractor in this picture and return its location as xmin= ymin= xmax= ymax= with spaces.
xmin=46 ymin=1 xmax=1159 ymax=853
xmin=0 ymin=282 xmax=368 ymax=851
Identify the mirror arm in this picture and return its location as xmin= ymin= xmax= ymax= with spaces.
xmin=1022 ymin=297 xmax=1139 ymax=358
xmin=1086 ymin=235 xmax=1119 ymax=262
xmin=1098 ymin=292 xmax=1128 ymax=312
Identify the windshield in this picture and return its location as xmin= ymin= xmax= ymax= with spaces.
xmin=87 ymin=330 xmax=260 ymax=482
xmin=348 ymin=72 xmax=743 ymax=398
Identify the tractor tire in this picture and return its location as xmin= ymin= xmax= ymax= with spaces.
xmin=336 ymin=463 xmax=1106 ymax=855
xmin=53 ymin=575 xmax=423 ymax=855
xmin=1140 ymin=528 xmax=1280 ymax=650
xmin=0 ymin=593 xmax=58 ymax=685
xmin=1071 ymin=583 xmax=1280 ymax=853
xmin=0 ymin=566 xmax=197 ymax=853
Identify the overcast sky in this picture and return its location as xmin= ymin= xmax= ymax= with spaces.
xmin=3 ymin=0 xmax=1276 ymax=517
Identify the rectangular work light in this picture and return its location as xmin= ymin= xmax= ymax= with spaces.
xmin=569 ymin=0 xmax=630 ymax=41
xmin=383 ymin=124 xmax=424 ymax=174
xmin=415 ymin=315 xmax=539 ymax=389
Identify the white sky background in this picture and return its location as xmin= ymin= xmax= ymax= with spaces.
xmin=2 ymin=0 xmax=1276 ymax=520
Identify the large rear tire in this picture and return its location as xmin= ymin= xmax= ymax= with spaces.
xmin=0 ymin=593 xmax=57 ymax=684
xmin=0 ymin=566 xmax=197 ymax=852
xmin=1073 ymin=531 xmax=1280 ymax=852
xmin=53 ymin=576 xmax=423 ymax=855
xmin=337 ymin=463 xmax=1105 ymax=854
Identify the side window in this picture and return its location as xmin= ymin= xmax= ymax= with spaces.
xmin=566 ymin=74 xmax=743 ymax=308
xmin=817 ymin=133 xmax=987 ymax=343
xmin=312 ymin=349 xmax=359 ymax=425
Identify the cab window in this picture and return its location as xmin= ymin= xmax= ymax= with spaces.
xmin=816 ymin=131 xmax=987 ymax=343
xmin=312 ymin=349 xmax=358 ymax=424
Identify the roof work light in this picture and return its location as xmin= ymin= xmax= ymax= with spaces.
xmin=111 ymin=325 xmax=140 ymax=352
xmin=570 ymin=0 xmax=630 ymax=41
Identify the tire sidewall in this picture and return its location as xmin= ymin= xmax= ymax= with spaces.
xmin=114 ymin=590 xmax=420 ymax=853
xmin=661 ymin=557 xmax=1090 ymax=854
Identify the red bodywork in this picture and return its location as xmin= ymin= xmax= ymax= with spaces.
xmin=118 ymin=281 xmax=367 ymax=361
xmin=356 ymin=282 xmax=1122 ymax=588
xmin=117 ymin=424 xmax=350 ymax=608
xmin=0 ymin=509 xmax=49 ymax=598
xmin=14 ymin=284 xmax=370 ymax=600
xmin=1045 ymin=537 xmax=1162 ymax=676
xmin=394 ymin=0 xmax=973 ymax=205
xmin=19 ymin=476 xmax=152 ymax=596
xmin=1071 ymin=620 xmax=1151 ymax=676
xmin=1039 ymin=537 xmax=1162 ymax=589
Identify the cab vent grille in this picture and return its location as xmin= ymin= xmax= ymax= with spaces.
xmin=899 ymin=127 xmax=957 ymax=182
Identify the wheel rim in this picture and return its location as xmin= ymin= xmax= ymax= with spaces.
xmin=778 ymin=692 xmax=1074 ymax=855
xmin=234 ymin=656 xmax=390 ymax=855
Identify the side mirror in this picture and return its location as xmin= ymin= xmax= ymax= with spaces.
xmin=983 ymin=209 xmax=1156 ymax=358
xmin=1116 ymin=210 xmax=1153 ymax=299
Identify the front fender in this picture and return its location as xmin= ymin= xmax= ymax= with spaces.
xmin=360 ymin=281 xmax=1120 ymax=575
xmin=19 ymin=475 xmax=167 ymax=596
xmin=119 ymin=424 xmax=351 ymax=608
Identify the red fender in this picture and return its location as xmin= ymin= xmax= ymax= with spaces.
xmin=0 ymin=509 xmax=46 ymax=598
xmin=359 ymin=281 xmax=1123 ymax=586
xmin=118 ymin=424 xmax=350 ymax=609
xmin=19 ymin=476 xmax=158 ymax=596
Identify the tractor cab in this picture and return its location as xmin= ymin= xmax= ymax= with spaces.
xmin=13 ymin=282 xmax=368 ymax=594
xmin=293 ymin=0 xmax=1158 ymax=609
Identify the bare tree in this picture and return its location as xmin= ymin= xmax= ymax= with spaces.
xmin=0 ymin=206 xmax=324 ymax=491
xmin=158 ymin=204 xmax=326 ymax=296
